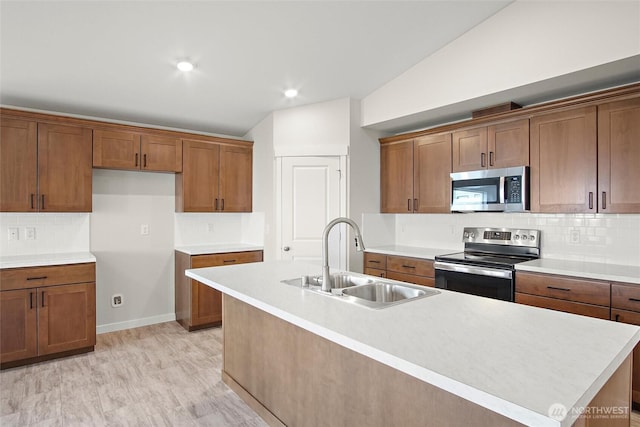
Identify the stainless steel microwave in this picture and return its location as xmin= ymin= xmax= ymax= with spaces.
xmin=450 ymin=166 xmax=529 ymax=212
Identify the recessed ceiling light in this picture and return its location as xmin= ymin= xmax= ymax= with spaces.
xmin=177 ymin=61 xmax=194 ymax=72
xmin=284 ymin=89 xmax=298 ymax=98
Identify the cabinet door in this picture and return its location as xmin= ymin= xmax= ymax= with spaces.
xmin=190 ymin=281 xmax=222 ymax=326
xmin=598 ymin=97 xmax=640 ymax=213
xmin=413 ymin=133 xmax=451 ymax=213
xmin=140 ymin=134 xmax=182 ymax=172
xmin=530 ymin=106 xmax=597 ymax=213
xmin=452 ymin=127 xmax=487 ymax=172
xmin=0 ymin=118 xmax=37 ymax=212
xmin=38 ymin=283 xmax=96 ymax=355
xmin=178 ymin=139 xmax=220 ymax=212
xmin=487 ymin=119 xmax=529 ymax=168
xmin=380 ymin=140 xmax=414 ymax=213
xmin=0 ymin=289 xmax=37 ymax=363
xmin=93 ymin=129 xmax=141 ymax=170
xmin=219 ymin=144 xmax=253 ymax=212
xmin=37 ymin=123 xmax=93 ymax=212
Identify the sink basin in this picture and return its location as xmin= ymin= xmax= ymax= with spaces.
xmin=281 ymin=273 xmax=373 ymax=290
xmin=341 ymin=282 xmax=439 ymax=309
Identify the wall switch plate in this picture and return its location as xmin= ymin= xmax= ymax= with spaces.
xmin=8 ymin=227 xmax=18 ymax=241
xmin=25 ymin=227 xmax=36 ymax=240
xmin=207 ymin=223 xmax=215 ymax=232
xmin=111 ymin=294 xmax=123 ymax=307
xmin=140 ymin=224 xmax=149 ymax=235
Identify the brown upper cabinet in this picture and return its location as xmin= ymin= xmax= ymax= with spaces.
xmin=176 ymin=139 xmax=253 ymax=212
xmin=380 ymin=133 xmax=451 ymax=213
xmin=597 ymin=97 xmax=640 ymax=213
xmin=93 ymin=129 xmax=182 ymax=172
xmin=530 ymin=106 xmax=599 ymax=213
xmin=1 ymin=118 xmax=92 ymax=212
xmin=452 ymin=119 xmax=529 ymax=172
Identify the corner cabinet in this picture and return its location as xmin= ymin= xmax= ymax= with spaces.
xmin=1 ymin=117 xmax=93 ymax=212
xmin=176 ymin=139 xmax=253 ymax=212
xmin=380 ymin=133 xmax=451 ymax=213
xmin=93 ymin=129 xmax=182 ymax=172
xmin=175 ymin=250 xmax=263 ymax=331
xmin=0 ymin=263 xmax=96 ymax=368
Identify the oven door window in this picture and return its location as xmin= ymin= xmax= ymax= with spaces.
xmin=452 ymin=179 xmax=500 ymax=206
xmin=435 ymin=269 xmax=513 ymax=301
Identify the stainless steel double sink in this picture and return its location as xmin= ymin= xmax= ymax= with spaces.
xmin=282 ymin=272 xmax=439 ymax=309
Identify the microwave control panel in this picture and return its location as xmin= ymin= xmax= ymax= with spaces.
xmin=505 ymin=176 xmax=522 ymax=203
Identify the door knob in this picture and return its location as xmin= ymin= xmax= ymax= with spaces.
xmin=283 ymin=246 xmax=290 ymax=251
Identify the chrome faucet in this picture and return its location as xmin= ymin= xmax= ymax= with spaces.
xmin=321 ymin=217 xmax=366 ymax=292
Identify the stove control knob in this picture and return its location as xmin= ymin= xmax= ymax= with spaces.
xmin=529 ymin=235 xmax=536 ymax=241
xmin=522 ymin=235 xmax=528 ymax=241
xmin=463 ymin=231 xmax=469 ymax=238
xmin=514 ymin=234 xmax=520 ymax=240
xmin=469 ymin=232 xmax=475 ymax=238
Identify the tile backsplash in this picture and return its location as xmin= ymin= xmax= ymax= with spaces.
xmin=174 ymin=212 xmax=264 ymax=247
xmin=362 ymin=212 xmax=640 ymax=266
xmin=0 ymin=213 xmax=91 ymax=256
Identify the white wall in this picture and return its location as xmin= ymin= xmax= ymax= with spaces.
xmin=362 ymin=0 xmax=640 ymax=127
xmin=363 ymin=212 xmax=640 ymax=267
xmin=91 ymin=169 xmax=176 ymax=333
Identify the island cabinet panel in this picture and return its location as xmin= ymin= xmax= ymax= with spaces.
xmin=597 ymin=96 xmax=640 ymax=213
xmin=610 ymin=282 xmax=640 ymax=408
xmin=0 ymin=263 xmax=96 ymax=368
xmin=174 ymin=250 xmax=263 ymax=331
xmin=530 ymin=106 xmax=598 ymax=213
xmin=380 ymin=140 xmax=414 ymax=213
xmin=177 ymin=140 xmax=252 ymax=212
xmin=363 ymin=253 xmax=435 ymax=287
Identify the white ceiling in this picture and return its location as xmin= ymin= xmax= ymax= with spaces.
xmin=0 ymin=0 xmax=513 ymax=137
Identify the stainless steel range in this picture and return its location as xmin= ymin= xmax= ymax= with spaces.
xmin=434 ymin=227 xmax=541 ymax=301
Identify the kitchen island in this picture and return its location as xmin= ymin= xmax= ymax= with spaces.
xmin=187 ymin=260 xmax=640 ymax=427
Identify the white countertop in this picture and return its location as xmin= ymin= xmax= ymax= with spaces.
xmin=517 ymin=258 xmax=640 ymax=285
xmin=187 ymin=260 xmax=640 ymax=427
xmin=366 ymin=244 xmax=457 ymax=260
xmin=174 ymin=243 xmax=264 ymax=256
xmin=0 ymin=252 xmax=96 ymax=269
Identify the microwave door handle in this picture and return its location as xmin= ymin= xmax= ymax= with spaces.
xmin=499 ymin=176 xmax=506 ymax=204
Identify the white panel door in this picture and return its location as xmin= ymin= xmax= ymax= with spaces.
xmin=281 ymin=156 xmax=341 ymax=266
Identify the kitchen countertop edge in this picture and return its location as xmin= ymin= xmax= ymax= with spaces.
xmin=175 ymin=243 xmax=264 ymax=256
xmin=0 ymin=252 xmax=97 ymax=269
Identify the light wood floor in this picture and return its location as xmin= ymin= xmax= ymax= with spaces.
xmin=0 ymin=322 xmax=266 ymax=426
xmin=2 ymin=321 xmax=640 ymax=426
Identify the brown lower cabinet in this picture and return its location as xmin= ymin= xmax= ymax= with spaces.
xmin=611 ymin=283 xmax=640 ymax=409
xmin=363 ymin=252 xmax=435 ymax=287
xmin=0 ymin=263 xmax=96 ymax=368
xmin=175 ymin=250 xmax=263 ymax=331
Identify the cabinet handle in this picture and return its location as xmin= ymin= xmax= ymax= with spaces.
xmin=27 ymin=276 xmax=47 ymax=281
xmin=41 ymin=291 xmax=45 ymax=307
xmin=407 ymin=199 xmax=411 ymax=212
xmin=413 ymin=198 xmax=418 ymax=212
xmin=588 ymin=192 xmax=593 ymax=210
xmin=615 ymin=314 xmax=620 ymax=322
xmin=41 ymin=195 xmax=45 ymax=210
xmin=629 ymin=298 xmax=640 ymax=303
xmin=30 ymin=194 xmax=35 ymax=209
xmin=143 ymin=154 xmax=147 ymax=168
xmin=489 ymin=151 xmax=494 ymax=166
xmin=215 ymin=198 xmax=219 ymax=211
xmin=547 ymin=286 xmax=571 ymax=292
xmin=223 ymin=259 xmax=236 ymax=264
xmin=602 ymin=192 xmax=607 ymax=210
xmin=30 ymin=292 xmax=34 ymax=309
xmin=380 ymin=272 xmax=385 ymax=278
xmin=221 ymin=199 xmax=225 ymax=211
xmin=135 ymin=153 xmax=139 ymax=167
xmin=481 ymin=153 xmax=486 ymax=167
xmin=402 ymin=265 xmax=416 ymax=269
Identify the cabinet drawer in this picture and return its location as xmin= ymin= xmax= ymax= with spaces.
xmin=191 ymin=251 xmax=263 ymax=268
xmin=515 ymin=292 xmax=610 ymax=320
xmin=386 ymin=271 xmax=435 ymax=288
xmin=611 ymin=283 xmax=640 ymax=313
xmin=364 ymin=253 xmax=386 ymax=270
xmin=612 ymin=308 xmax=640 ymax=326
xmin=516 ymin=272 xmax=610 ymax=306
xmin=364 ymin=267 xmax=386 ymax=278
xmin=387 ymin=256 xmax=434 ymax=277
xmin=0 ymin=263 xmax=96 ymax=291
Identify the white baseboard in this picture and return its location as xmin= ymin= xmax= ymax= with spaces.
xmin=96 ymin=313 xmax=177 ymax=334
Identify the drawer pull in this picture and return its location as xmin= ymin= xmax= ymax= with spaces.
xmin=402 ymin=265 xmax=416 ymax=269
xmin=223 ymin=259 xmax=236 ymax=264
xmin=547 ymin=286 xmax=571 ymax=292
xmin=628 ymin=298 xmax=640 ymax=303
xmin=368 ymin=260 xmax=381 ymax=264
xmin=27 ymin=276 xmax=48 ymax=281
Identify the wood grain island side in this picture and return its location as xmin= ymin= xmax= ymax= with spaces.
xmin=186 ymin=261 xmax=640 ymax=427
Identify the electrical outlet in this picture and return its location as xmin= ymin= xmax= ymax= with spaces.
xmin=111 ymin=294 xmax=123 ymax=307
xmin=570 ymin=229 xmax=580 ymax=244
xmin=207 ymin=223 xmax=215 ymax=232
xmin=140 ymin=224 xmax=149 ymax=235
xmin=25 ymin=227 xmax=36 ymax=240
xmin=7 ymin=227 xmax=18 ymax=241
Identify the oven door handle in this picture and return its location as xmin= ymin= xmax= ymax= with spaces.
xmin=434 ymin=261 xmax=513 ymax=280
